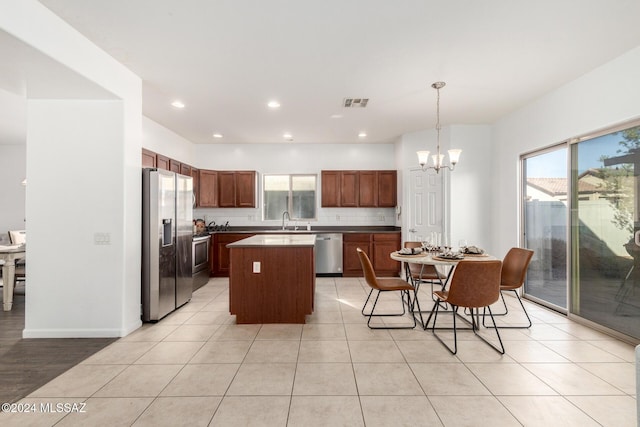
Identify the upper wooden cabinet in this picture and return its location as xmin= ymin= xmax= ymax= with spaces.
xmin=199 ymin=170 xmax=219 ymax=207
xmin=180 ymin=163 xmax=192 ymax=177
xmin=156 ymin=154 xmax=170 ymax=171
xmin=321 ymin=170 xmax=397 ymax=207
xmin=169 ymin=159 xmax=181 ymax=173
xmin=235 ymin=171 xmax=257 ymax=207
xmin=198 ymin=170 xmax=256 ymax=208
xmin=376 ymin=170 xmax=397 ymax=207
xmin=358 ymin=171 xmax=377 ymax=207
xmin=340 ymin=171 xmax=359 ymax=207
xmin=321 ymin=171 xmax=340 ymax=207
xmin=142 ymin=148 xmax=157 ymax=168
xmin=218 ymin=172 xmax=236 ymax=207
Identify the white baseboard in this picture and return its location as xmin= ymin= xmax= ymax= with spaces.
xmin=23 ymin=328 xmax=127 ymax=338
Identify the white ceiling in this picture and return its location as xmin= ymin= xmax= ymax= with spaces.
xmin=12 ymin=0 xmax=640 ymax=145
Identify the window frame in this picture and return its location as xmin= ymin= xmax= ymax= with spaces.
xmin=262 ymin=173 xmax=318 ymax=221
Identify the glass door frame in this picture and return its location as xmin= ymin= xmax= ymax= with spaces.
xmin=520 ymin=143 xmax=570 ymax=314
xmin=567 ymin=118 xmax=640 ymax=342
xmin=520 ymin=118 xmax=640 ymax=344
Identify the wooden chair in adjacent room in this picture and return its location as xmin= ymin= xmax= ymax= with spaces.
xmin=357 ymin=247 xmax=422 ymax=329
xmin=485 ymin=247 xmax=535 ymax=329
xmin=8 ymin=230 xmax=26 ymax=287
xmin=424 ymin=260 xmax=504 ymax=354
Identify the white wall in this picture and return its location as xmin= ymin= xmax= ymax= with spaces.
xmin=2 ymin=0 xmax=143 ymax=338
xmin=142 ymin=116 xmax=194 ymax=165
xmin=492 ymin=46 xmax=640 ymax=259
xmin=449 ymin=125 xmax=492 ymax=250
xmin=193 ymin=143 xmax=398 ymax=227
xmin=0 ymin=145 xmax=26 ymax=236
xmin=395 ymin=125 xmax=492 ymax=249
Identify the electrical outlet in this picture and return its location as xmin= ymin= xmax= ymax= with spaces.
xmin=94 ymin=232 xmax=111 ymax=245
xmin=336 ymin=215 xmax=340 ymax=221
xmin=253 ymin=261 xmax=261 ymax=273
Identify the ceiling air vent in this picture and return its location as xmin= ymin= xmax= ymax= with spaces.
xmin=343 ymin=98 xmax=369 ymax=108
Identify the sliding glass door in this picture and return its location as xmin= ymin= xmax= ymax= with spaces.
xmin=522 ymin=123 xmax=640 ymax=339
xmin=522 ymin=146 xmax=568 ymax=310
xmin=571 ymin=125 xmax=640 ymax=339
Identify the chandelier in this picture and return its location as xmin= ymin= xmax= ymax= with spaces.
xmin=417 ymin=82 xmax=461 ymax=173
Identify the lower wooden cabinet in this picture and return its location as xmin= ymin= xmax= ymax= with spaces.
xmin=343 ymin=234 xmax=373 ymax=276
xmin=211 ymin=233 xmax=255 ymax=277
xmin=372 ymin=233 xmax=401 ymax=275
xmin=343 ymin=232 xmax=400 ymax=277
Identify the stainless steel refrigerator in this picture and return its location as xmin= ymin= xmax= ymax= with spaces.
xmin=142 ymin=168 xmax=193 ymax=322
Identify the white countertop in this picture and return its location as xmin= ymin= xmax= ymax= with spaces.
xmin=226 ymin=234 xmax=316 ymax=248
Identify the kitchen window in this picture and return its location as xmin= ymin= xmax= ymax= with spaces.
xmin=263 ymin=174 xmax=317 ymax=220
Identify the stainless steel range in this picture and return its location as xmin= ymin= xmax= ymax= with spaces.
xmin=192 ymin=234 xmax=211 ymax=290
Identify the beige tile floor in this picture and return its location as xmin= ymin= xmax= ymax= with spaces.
xmin=0 ymin=277 xmax=637 ymax=426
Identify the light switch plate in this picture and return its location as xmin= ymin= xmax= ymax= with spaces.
xmin=253 ymin=261 xmax=261 ymax=273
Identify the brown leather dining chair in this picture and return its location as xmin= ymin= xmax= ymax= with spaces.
xmin=487 ymin=247 xmax=535 ymax=329
xmin=425 ymin=260 xmax=504 ymax=354
xmin=357 ymin=247 xmax=422 ymax=329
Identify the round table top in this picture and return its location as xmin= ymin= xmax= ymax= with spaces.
xmin=390 ymin=251 xmax=496 ymax=265
xmin=0 ymin=244 xmax=26 ymax=254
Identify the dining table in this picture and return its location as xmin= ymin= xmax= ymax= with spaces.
xmin=390 ymin=249 xmax=497 ymax=328
xmin=0 ymin=244 xmax=26 ymax=311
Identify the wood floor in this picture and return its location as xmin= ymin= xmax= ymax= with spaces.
xmin=0 ymin=283 xmax=115 ymax=403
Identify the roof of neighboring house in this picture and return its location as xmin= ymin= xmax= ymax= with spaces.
xmin=527 ymin=177 xmax=600 ymax=196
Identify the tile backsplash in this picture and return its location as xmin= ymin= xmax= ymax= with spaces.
xmin=194 ymin=207 xmax=397 ymax=228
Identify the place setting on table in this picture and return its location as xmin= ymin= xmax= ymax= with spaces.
xmin=391 ymin=239 xmax=492 ymax=264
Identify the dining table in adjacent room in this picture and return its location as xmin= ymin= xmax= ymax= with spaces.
xmin=0 ymin=244 xmax=26 ymax=311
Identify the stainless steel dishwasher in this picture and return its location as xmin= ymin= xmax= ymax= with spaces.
xmin=315 ymin=234 xmax=343 ymax=276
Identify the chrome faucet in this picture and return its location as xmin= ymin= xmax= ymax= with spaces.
xmin=281 ymin=211 xmax=290 ymax=230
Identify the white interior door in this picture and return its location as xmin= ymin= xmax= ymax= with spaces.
xmin=408 ymin=169 xmax=444 ymax=244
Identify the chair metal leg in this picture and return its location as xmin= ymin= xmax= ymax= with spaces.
xmin=427 ymin=300 xmax=505 ymax=355
xmin=362 ymin=289 xmax=417 ymax=329
xmin=475 ymin=306 xmax=505 ymax=354
xmin=482 ymin=290 xmax=532 ymax=329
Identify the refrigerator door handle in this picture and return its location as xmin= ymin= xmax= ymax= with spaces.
xmin=162 ymin=218 xmax=173 ymax=247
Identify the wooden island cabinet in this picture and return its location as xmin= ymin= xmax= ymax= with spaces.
xmin=228 ymin=234 xmax=316 ymax=324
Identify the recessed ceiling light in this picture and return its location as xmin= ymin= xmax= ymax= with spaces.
xmin=212 ymin=133 xmax=223 ymax=138
xmin=283 ymin=133 xmax=293 ymax=141
xmin=268 ymin=101 xmax=281 ymax=109
xmin=330 ymin=114 xmax=343 ymax=119
xmin=358 ymin=132 xmax=367 ymax=138
xmin=171 ymin=100 xmax=185 ymax=109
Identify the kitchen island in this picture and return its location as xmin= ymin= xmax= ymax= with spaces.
xmin=227 ymin=234 xmax=316 ymax=324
